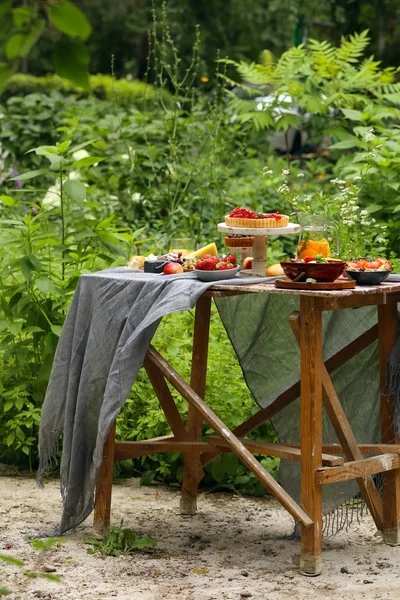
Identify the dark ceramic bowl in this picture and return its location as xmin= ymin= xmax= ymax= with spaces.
xmin=144 ymin=259 xmax=169 ymax=274
xmin=344 ymin=270 xmax=391 ymax=286
xmin=280 ymin=260 xmax=346 ymax=283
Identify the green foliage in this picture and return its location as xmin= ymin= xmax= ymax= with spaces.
xmin=84 ymin=522 xmax=157 ymax=556
xmin=3 ymin=73 xmax=171 ymax=109
xmin=227 ymin=30 xmax=400 ymax=134
xmin=0 ymin=137 xmax=134 ymax=466
xmin=0 ymin=0 xmax=92 ymax=91
xmin=117 ymin=310 xmax=279 ymax=495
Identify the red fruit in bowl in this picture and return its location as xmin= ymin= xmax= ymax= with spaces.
xmin=224 ymin=253 xmax=237 ymax=265
xmin=163 ymin=262 xmax=184 ymax=275
xmin=196 ymin=256 xmax=219 ymax=270
xmin=304 ymin=256 xmax=315 ymax=263
xmin=216 ymin=261 xmax=234 ymax=270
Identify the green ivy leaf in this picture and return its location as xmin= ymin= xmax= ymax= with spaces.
xmin=49 ymin=0 xmax=92 ymax=40
xmin=64 ymin=180 xmax=86 ymax=202
xmin=54 ymin=37 xmax=90 ymax=89
xmin=71 ymin=156 xmax=105 ymax=168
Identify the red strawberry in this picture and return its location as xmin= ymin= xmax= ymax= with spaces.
xmin=216 ymin=261 xmax=235 ymax=270
xmin=304 ymin=256 xmax=315 ymax=263
xmin=224 ymin=253 xmax=237 ymax=265
xmin=197 ymin=256 xmax=219 ymax=271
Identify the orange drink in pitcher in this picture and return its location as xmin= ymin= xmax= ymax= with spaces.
xmin=296 ymin=214 xmax=339 ymax=259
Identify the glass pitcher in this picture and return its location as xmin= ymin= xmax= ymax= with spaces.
xmin=296 ymin=214 xmax=340 ymax=259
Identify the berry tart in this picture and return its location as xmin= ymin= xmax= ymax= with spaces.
xmin=225 ymin=207 xmax=289 ymax=228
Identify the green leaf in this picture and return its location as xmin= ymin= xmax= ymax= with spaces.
xmin=1 ymin=195 xmax=15 ymax=207
xmin=12 ymin=6 xmax=33 ymax=29
xmin=9 ymin=169 xmax=45 ymax=181
xmin=50 ymin=324 xmax=63 ymax=337
xmin=0 ymin=554 xmax=23 ymax=567
xmin=329 ymin=139 xmax=359 ymax=150
xmin=57 ymin=140 xmax=71 ymax=154
xmin=49 ymin=0 xmax=91 ymax=40
xmin=35 ymin=277 xmax=58 ymax=295
xmin=140 ymin=470 xmax=155 ymax=486
xmin=6 ymin=34 xmax=25 ymax=60
xmin=366 ymin=204 xmax=383 ymax=214
xmin=0 ymin=61 xmax=18 ymax=94
xmin=64 ymin=180 xmax=86 ymax=202
xmin=0 ymin=587 xmax=10 ymax=595
xmin=9 ymin=321 xmax=22 ymax=336
xmin=67 ymin=139 xmax=98 ymax=154
xmin=20 ymin=254 xmax=42 ymax=281
xmin=71 ymin=156 xmax=105 ymax=168
xmin=54 ymin=37 xmax=90 ymax=89
xmin=341 ymin=109 xmax=363 ymax=121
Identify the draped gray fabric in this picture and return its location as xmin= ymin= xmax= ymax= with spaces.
xmin=215 ymin=294 xmax=381 ymax=514
xmin=37 ymin=269 xmax=386 ymax=536
xmin=37 ymin=269 xmax=270 ymax=535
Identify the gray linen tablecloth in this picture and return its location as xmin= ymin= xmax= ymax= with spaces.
xmin=37 ymin=269 xmax=272 ymax=535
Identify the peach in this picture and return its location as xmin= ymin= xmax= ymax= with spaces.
xmin=242 ymin=257 xmax=253 ymax=269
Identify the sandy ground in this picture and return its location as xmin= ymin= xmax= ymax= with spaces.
xmin=1 ymin=475 xmax=400 ymax=600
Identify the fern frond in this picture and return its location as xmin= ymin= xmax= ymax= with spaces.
xmin=335 ymin=30 xmax=370 ymax=67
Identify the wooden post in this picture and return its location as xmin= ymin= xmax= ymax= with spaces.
xmin=378 ymin=302 xmax=400 ymax=545
xmin=299 ymin=296 xmax=323 ymax=576
xmin=180 ymin=295 xmax=211 ymax=514
xmin=289 ymin=313 xmax=384 ymax=531
xmin=93 ymin=420 xmax=116 ymax=536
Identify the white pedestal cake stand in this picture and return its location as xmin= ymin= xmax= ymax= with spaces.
xmin=218 ymin=222 xmax=301 ymax=277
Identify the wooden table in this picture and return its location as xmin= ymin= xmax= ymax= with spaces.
xmin=93 ymin=281 xmax=400 ymax=575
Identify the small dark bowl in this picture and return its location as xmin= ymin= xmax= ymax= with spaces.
xmin=345 ymin=270 xmax=391 ymax=286
xmin=280 ymin=260 xmax=346 ymax=283
xmin=144 ymin=259 xmax=169 ymax=274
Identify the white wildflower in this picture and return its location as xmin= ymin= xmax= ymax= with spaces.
xmin=132 ymin=192 xmax=142 ymax=203
xmin=72 ymin=149 xmax=90 ymax=162
xmin=354 ymin=176 xmax=362 ymax=181
xmin=282 ymin=169 xmax=290 ymax=175
xmin=42 ymin=183 xmax=61 ymax=208
xmin=277 ymin=184 xmax=289 ymax=194
xmin=371 ymin=218 xmax=376 ymax=223
xmin=360 ymin=210 xmax=368 ymax=216
xmin=376 ymin=237 xmax=386 ymax=243
xmin=296 ymin=173 xmax=304 ymax=178
xmin=262 ymin=167 xmax=273 ymax=175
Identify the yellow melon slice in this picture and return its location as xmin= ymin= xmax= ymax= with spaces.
xmin=187 ymin=243 xmax=218 ymax=258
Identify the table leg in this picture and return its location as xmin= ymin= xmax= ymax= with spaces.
xmin=180 ymin=295 xmax=211 ymax=514
xmin=299 ymin=296 xmax=323 ymax=576
xmin=378 ymin=302 xmax=400 ymax=545
xmin=93 ymin=420 xmax=116 ymax=536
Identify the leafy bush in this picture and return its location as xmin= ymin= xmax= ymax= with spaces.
xmin=3 ymin=73 xmax=172 ymax=110
xmin=117 ymin=310 xmax=278 ymax=495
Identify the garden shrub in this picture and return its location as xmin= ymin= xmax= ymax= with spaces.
xmin=3 ymin=73 xmax=172 ymax=110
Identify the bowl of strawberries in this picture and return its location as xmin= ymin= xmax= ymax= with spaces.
xmin=194 ymin=253 xmax=240 ymax=281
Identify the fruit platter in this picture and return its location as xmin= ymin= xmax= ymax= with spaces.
xmin=126 ymin=243 xmax=241 ymax=280
xmin=218 ymin=207 xmax=301 ymax=277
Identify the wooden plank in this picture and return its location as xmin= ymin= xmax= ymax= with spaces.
xmin=290 ymin=313 xmax=384 ymax=531
xmin=93 ymin=420 xmax=116 ymax=536
xmin=206 ymin=437 xmax=344 ymax=466
xmin=290 ymin=443 xmax=400 ymax=455
xmin=114 ymin=440 xmax=221 ymax=461
xmin=181 ymin=295 xmax=211 ymax=514
xmin=299 ymin=296 xmax=323 ymax=575
xmin=143 ymin=357 xmax=204 ymax=483
xmin=379 ymin=302 xmax=400 ymax=545
xmin=276 ymin=278 xmax=356 ymax=290
xmin=316 ymin=453 xmax=400 ymax=485
xmin=147 ymin=344 xmax=313 ymax=528
xmin=200 ymin=322 xmax=378 ymax=469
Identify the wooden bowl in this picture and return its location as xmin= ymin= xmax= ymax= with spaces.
xmin=280 ymin=260 xmax=346 ymax=283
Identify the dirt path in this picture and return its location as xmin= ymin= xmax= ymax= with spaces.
xmin=1 ymin=475 xmax=400 ymax=599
